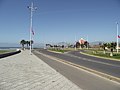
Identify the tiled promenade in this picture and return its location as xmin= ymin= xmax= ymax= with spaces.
xmin=0 ymin=50 xmax=82 ymax=90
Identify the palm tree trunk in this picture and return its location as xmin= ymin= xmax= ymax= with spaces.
xmin=22 ymin=44 xmax=24 ymax=50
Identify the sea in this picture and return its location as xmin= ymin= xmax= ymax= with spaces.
xmin=0 ymin=47 xmax=21 ymax=50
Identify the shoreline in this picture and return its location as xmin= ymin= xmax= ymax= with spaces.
xmin=0 ymin=47 xmax=21 ymax=50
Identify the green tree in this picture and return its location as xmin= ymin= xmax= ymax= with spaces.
xmin=80 ymin=44 xmax=84 ymax=49
xmin=109 ymin=42 xmax=117 ymax=56
xmin=26 ymin=41 xmax=29 ymax=49
xmin=29 ymin=40 xmax=34 ymax=49
xmin=107 ymin=43 xmax=111 ymax=48
xmin=76 ymin=42 xmax=80 ymax=48
xmin=102 ymin=42 xmax=117 ymax=56
xmin=102 ymin=43 xmax=107 ymax=54
xmin=84 ymin=41 xmax=89 ymax=48
xmin=20 ymin=40 xmax=26 ymax=50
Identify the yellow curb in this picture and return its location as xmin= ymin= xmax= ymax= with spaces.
xmin=34 ymin=51 xmax=120 ymax=83
xmin=47 ymin=50 xmax=63 ymax=54
xmin=80 ymin=52 xmax=120 ymax=62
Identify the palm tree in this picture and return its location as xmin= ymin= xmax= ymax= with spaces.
xmin=76 ymin=42 xmax=80 ymax=48
xmin=84 ymin=41 xmax=89 ymax=49
xmin=26 ymin=41 xmax=29 ymax=49
xmin=20 ymin=40 xmax=26 ymax=50
xmin=109 ymin=42 xmax=117 ymax=56
xmin=29 ymin=40 xmax=34 ymax=49
xmin=102 ymin=42 xmax=117 ymax=56
xmin=80 ymin=44 xmax=84 ymax=49
xmin=102 ymin=43 xmax=107 ymax=54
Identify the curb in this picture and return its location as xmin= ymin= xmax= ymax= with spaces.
xmin=34 ymin=50 xmax=120 ymax=83
xmin=47 ymin=50 xmax=63 ymax=54
xmin=80 ymin=51 xmax=120 ymax=62
xmin=0 ymin=50 xmax=21 ymax=59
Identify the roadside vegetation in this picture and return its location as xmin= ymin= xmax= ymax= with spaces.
xmin=46 ymin=44 xmax=76 ymax=53
xmin=82 ymin=42 xmax=120 ymax=60
xmin=48 ymin=48 xmax=67 ymax=53
xmin=83 ymin=49 xmax=120 ymax=60
xmin=0 ymin=50 xmax=15 ymax=54
xmin=20 ymin=39 xmax=34 ymax=50
xmin=46 ymin=41 xmax=120 ymax=60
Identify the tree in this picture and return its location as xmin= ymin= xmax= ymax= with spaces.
xmin=29 ymin=40 xmax=34 ymax=49
xmin=102 ymin=43 xmax=107 ymax=54
xmin=112 ymin=42 xmax=117 ymax=49
xmin=109 ymin=42 xmax=117 ymax=56
xmin=62 ymin=45 xmax=64 ymax=48
xmin=76 ymin=42 xmax=80 ymax=48
xmin=84 ymin=41 xmax=89 ymax=48
xmin=20 ymin=40 xmax=26 ymax=50
xmin=80 ymin=44 xmax=84 ymax=48
xmin=26 ymin=41 xmax=29 ymax=49
xmin=46 ymin=44 xmax=52 ymax=49
xmin=102 ymin=42 xmax=117 ymax=56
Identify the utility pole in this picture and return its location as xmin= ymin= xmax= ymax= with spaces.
xmin=117 ymin=22 xmax=119 ymax=53
xmin=28 ymin=2 xmax=37 ymax=54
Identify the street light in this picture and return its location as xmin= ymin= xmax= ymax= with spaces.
xmin=28 ymin=2 xmax=37 ymax=54
xmin=116 ymin=22 xmax=119 ymax=53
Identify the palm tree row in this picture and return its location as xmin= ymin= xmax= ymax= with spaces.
xmin=101 ymin=42 xmax=117 ymax=56
xmin=75 ymin=41 xmax=89 ymax=49
xmin=20 ymin=40 xmax=33 ymax=50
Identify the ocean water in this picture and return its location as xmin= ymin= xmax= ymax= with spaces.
xmin=0 ymin=47 xmax=20 ymax=50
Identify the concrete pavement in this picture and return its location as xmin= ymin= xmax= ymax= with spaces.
xmin=0 ymin=50 xmax=81 ymax=90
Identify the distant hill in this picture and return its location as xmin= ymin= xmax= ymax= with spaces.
xmin=89 ymin=41 xmax=104 ymax=46
xmin=58 ymin=42 xmax=68 ymax=46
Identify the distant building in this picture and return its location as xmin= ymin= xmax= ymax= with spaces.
xmin=79 ymin=38 xmax=85 ymax=44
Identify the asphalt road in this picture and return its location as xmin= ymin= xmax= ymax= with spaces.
xmin=33 ymin=50 xmax=120 ymax=90
xmin=68 ymin=50 xmax=120 ymax=67
xmin=34 ymin=49 xmax=120 ymax=78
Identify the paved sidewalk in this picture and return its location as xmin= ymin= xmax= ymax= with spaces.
xmin=0 ymin=50 xmax=82 ymax=90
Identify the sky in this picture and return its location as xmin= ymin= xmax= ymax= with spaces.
xmin=0 ymin=0 xmax=120 ymax=46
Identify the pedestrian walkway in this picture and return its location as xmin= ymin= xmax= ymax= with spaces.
xmin=0 ymin=50 xmax=82 ymax=90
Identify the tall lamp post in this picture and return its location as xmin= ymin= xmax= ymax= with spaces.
xmin=116 ymin=22 xmax=119 ymax=53
xmin=28 ymin=2 xmax=37 ymax=54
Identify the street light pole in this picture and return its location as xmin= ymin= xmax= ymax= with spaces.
xmin=28 ymin=2 xmax=37 ymax=54
xmin=117 ymin=22 xmax=119 ymax=53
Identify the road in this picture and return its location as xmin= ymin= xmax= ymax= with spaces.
xmin=34 ymin=49 xmax=120 ymax=78
xmin=68 ymin=50 xmax=120 ymax=67
xmin=33 ymin=49 xmax=120 ymax=90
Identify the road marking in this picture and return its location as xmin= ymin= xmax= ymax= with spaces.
xmin=47 ymin=50 xmax=120 ymax=68
xmin=65 ymin=53 xmax=120 ymax=68
xmin=34 ymin=50 xmax=120 ymax=84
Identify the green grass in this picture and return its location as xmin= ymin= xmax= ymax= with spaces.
xmin=49 ymin=48 xmax=120 ymax=60
xmin=49 ymin=48 xmax=70 ymax=53
xmin=83 ymin=49 xmax=120 ymax=60
xmin=0 ymin=50 xmax=15 ymax=54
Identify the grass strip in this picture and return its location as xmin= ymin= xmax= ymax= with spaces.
xmin=0 ymin=50 xmax=15 ymax=54
xmin=48 ymin=48 xmax=70 ymax=53
xmin=83 ymin=50 xmax=120 ymax=60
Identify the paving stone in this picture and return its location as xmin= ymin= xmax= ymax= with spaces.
xmin=0 ymin=50 xmax=82 ymax=90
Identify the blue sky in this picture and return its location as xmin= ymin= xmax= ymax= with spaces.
xmin=0 ymin=0 xmax=120 ymax=46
